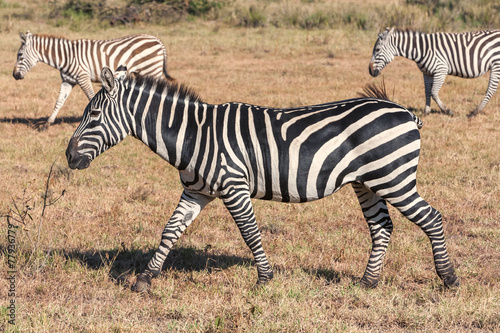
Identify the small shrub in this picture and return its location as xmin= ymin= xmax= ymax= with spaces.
xmin=301 ymin=11 xmax=329 ymax=29
xmin=239 ymin=5 xmax=267 ymax=28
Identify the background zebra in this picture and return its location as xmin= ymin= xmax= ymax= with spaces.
xmin=66 ymin=66 xmax=459 ymax=292
xmin=13 ymin=31 xmax=173 ymax=125
xmin=369 ymin=27 xmax=500 ymax=117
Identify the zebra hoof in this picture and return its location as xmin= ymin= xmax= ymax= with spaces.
xmin=36 ymin=122 xmax=50 ymax=132
xmin=359 ymin=276 xmax=378 ymax=289
xmin=255 ymin=270 xmax=274 ymax=286
xmin=467 ymin=110 xmax=479 ymax=118
xmin=131 ymin=273 xmax=152 ymax=293
xmin=443 ymin=275 xmax=460 ymax=289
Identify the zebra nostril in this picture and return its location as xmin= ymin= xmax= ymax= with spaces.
xmin=66 ymin=150 xmax=74 ymax=165
xmin=66 ymin=138 xmax=79 ymax=164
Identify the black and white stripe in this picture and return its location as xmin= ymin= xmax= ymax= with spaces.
xmin=66 ymin=66 xmax=459 ymax=292
xmin=13 ymin=31 xmax=172 ymax=125
xmin=369 ymin=27 xmax=500 ymax=117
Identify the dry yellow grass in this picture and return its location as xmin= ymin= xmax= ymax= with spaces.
xmin=1 ymin=6 xmax=499 ymax=333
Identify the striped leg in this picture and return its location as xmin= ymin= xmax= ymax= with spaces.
xmin=469 ymin=64 xmax=500 ymax=117
xmin=77 ymin=74 xmax=96 ymax=101
xmin=132 ymin=190 xmax=213 ymax=292
xmin=430 ymin=72 xmax=453 ymax=116
xmin=423 ymin=74 xmax=433 ymax=115
xmin=222 ymin=189 xmax=273 ymax=285
xmin=352 ymin=183 xmax=393 ymax=288
xmin=385 ymin=188 xmax=459 ymax=288
xmin=47 ymin=80 xmax=75 ymax=125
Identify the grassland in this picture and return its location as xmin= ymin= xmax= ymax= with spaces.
xmin=1 ymin=0 xmax=499 ymax=332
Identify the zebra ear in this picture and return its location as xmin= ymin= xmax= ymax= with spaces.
xmin=101 ymin=67 xmax=115 ymax=93
xmin=114 ymin=65 xmax=128 ymax=81
xmin=379 ymin=27 xmax=394 ymax=40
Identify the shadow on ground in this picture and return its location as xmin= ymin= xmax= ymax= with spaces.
xmin=60 ymin=245 xmax=254 ymax=287
xmin=56 ymin=245 xmax=352 ymax=288
xmin=0 ymin=116 xmax=82 ymax=130
xmin=407 ymin=106 xmax=453 ymax=116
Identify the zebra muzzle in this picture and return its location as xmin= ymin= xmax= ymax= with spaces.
xmin=368 ymin=63 xmax=380 ymax=77
xmin=13 ymin=69 xmax=24 ymax=80
xmin=66 ymin=138 xmax=91 ymax=170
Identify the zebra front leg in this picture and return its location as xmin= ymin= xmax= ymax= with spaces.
xmin=352 ymin=183 xmax=393 ymax=288
xmin=468 ymin=65 xmax=500 ymax=117
xmin=423 ymin=74 xmax=433 ymax=115
xmin=47 ymin=80 xmax=75 ymax=125
xmin=132 ymin=191 xmax=213 ymax=292
xmin=387 ymin=191 xmax=459 ymax=288
xmin=430 ymin=72 xmax=453 ymax=116
xmin=222 ymin=190 xmax=273 ymax=285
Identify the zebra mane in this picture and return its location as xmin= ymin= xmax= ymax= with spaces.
xmin=394 ymin=27 xmax=418 ymax=33
xmin=127 ymin=73 xmax=205 ymax=104
xmin=357 ymin=81 xmax=389 ymax=100
xmin=33 ymin=33 xmax=67 ymax=40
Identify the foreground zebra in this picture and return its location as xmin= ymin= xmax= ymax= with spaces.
xmin=66 ymin=66 xmax=459 ymax=292
xmin=13 ymin=31 xmax=173 ymax=125
xmin=369 ymin=27 xmax=500 ymax=117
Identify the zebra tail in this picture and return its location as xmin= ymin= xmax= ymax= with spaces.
xmin=358 ymin=80 xmax=423 ymax=130
xmin=412 ymin=113 xmax=423 ymax=129
xmin=162 ymin=48 xmax=176 ymax=82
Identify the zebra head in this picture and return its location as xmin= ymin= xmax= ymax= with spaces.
xmin=13 ymin=31 xmax=38 ymax=80
xmin=66 ymin=66 xmax=130 ymax=170
xmin=369 ymin=27 xmax=396 ymax=77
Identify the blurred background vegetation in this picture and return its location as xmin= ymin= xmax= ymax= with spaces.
xmin=1 ymin=0 xmax=499 ymax=33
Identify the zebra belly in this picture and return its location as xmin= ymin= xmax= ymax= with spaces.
xmin=448 ymin=68 xmax=488 ymax=78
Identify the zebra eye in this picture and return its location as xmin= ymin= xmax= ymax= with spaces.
xmin=90 ymin=109 xmax=101 ymax=117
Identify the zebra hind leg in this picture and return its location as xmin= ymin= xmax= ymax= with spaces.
xmin=352 ymin=183 xmax=394 ymax=288
xmin=386 ymin=190 xmax=459 ymax=288
xmin=468 ymin=65 xmax=500 ymax=118
xmin=222 ymin=190 xmax=273 ymax=286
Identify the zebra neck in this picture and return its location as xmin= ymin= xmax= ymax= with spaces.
xmin=128 ymin=86 xmax=208 ymax=170
xmin=394 ymin=31 xmax=423 ymax=61
xmin=34 ymin=35 xmax=71 ymax=70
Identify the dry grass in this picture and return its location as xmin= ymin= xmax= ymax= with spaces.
xmin=1 ymin=7 xmax=500 ymax=333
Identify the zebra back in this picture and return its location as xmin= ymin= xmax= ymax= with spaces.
xmin=358 ymin=80 xmax=423 ymax=129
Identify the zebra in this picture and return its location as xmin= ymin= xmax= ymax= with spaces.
xmin=66 ymin=66 xmax=459 ymax=292
xmin=369 ymin=27 xmax=500 ymax=117
xmin=13 ymin=31 xmax=173 ymax=125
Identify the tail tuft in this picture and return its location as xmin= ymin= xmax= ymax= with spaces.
xmin=412 ymin=113 xmax=423 ymax=129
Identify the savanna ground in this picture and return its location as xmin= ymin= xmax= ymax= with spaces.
xmin=1 ymin=0 xmax=499 ymax=331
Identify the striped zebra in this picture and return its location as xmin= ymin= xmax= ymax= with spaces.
xmin=66 ymin=66 xmax=459 ymax=292
xmin=369 ymin=27 xmax=500 ymax=117
xmin=13 ymin=31 xmax=173 ymax=125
